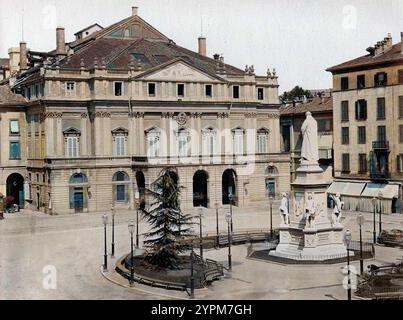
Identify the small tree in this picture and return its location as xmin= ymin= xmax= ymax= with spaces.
xmin=280 ymin=86 xmax=313 ymax=104
xmin=141 ymin=168 xmax=194 ymax=269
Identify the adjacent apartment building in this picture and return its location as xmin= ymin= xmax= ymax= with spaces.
xmin=1 ymin=7 xmax=290 ymax=214
xmin=327 ymin=33 xmax=402 ymax=214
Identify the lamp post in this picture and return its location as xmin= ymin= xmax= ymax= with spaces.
xmin=356 ymin=214 xmax=365 ymax=275
xmin=225 ymin=213 xmax=232 ymax=271
xmin=372 ymin=197 xmax=377 ymax=244
xmin=344 ymin=229 xmax=352 ymax=301
xmin=215 ymin=202 xmax=219 ymax=247
xmin=378 ymin=191 xmax=383 ymax=239
xmin=102 ymin=214 xmax=108 ymax=272
xmin=198 ymin=206 xmax=203 ymax=258
xmin=128 ymin=220 xmax=135 ymax=287
xmin=269 ymin=195 xmax=274 ymax=239
xmin=190 ymin=241 xmax=195 ymax=299
xmin=228 ymin=192 xmax=234 ymax=233
xmin=134 ymin=191 xmax=140 ymax=248
xmin=111 ymin=204 xmax=115 ymax=258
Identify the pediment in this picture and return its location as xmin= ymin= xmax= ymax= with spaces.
xmin=140 ymin=60 xmax=223 ymax=82
xmin=63 ymin=127 xmax=81 ymax=135
xmin=111 ymin=126 xmax=129 ymax=135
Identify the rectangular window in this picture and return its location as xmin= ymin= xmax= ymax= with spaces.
xmin=358 ymin=126 xmax=366 ymax=144
xmin=374 ymin=72 xmax=387 ymax=86
xmin=399 ymin=96 xmax=403 ymax=118
xmin=178 ymin=135 xmax=188 ymax=157
xmin=359 ymin=153 xmax=367 ymax=173
xmin=377 ymin=125 xmax=386 ymax=142
xmin=317 ymin=119 xmax=331 ymax=132
xmin=355 ymin=99 xmax=367 ymax=120
xmin=257 ymin=88 xmax=264 ymax=100
xmin=66 ymin=137 xmax=79 ymax=158
xmin=399 ymin=70 xmax=403 ymax=84
xmin=397 ymin=155 xmax=403 ymax=172
xmin=115 ymin=136 xmax=126 ymax=156
xmin=377 ymin=97 xmax=386 ymax=120
xmin=205 ymin=84 xmax=212 ymax=98
xmin=342 ymin=153 xmax=350 ymax=173
xmin=233 ymin=86 xmax=240 ymax=99
xmin=9 ymin=141 xmax=21 ymax=160
xmin=66 ymin=82 xmax=75 ymax=96
xmin=400 ymin=125 xmax=403 ymax=143
xmin=177 ymin=83 xmax=185 ymax=97
xmin=148 ymin=83 xmax=156 ymax=96
xmin=341 ymin=77 xmax=349 ymax=90
xmin=357 ymin=75 xmax=365 ymax=89
xmin=341 ymin=101 xmax=349 ymax=122
xmin=9 ymin=120 xmax=20 ymax=134
xmin=114 ymin=82 xmax=123 ymax=96
xmin=257 ymin=134 xmax=268 ymax=153
xmin=233 ymin=130 xmax=243 ymax=155
xmin=116 ymin=185 xmax=126 ymax=202
xmin=341 ymin=127 xmax=349 ymax=145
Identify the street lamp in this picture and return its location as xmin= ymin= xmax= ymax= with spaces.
xmin=228 ymin=192 xmax=234 ymax=233
xmin=111 ymin=204 xmax=115 ymax=258
xmin=269 ymin=195 xmax=274 ymax=239
xmin=344 ymin=229 xmax=352 ymax=301
xmin=102 ymin=214 xmax=108 ymax=272
xmin=356 ymin=213 xmax=365 ymax=275
xmin=198 ymin=206 xmax=203 ymax=258
xmin=371 ymin=197 xmax=377 ymax=244
xmin=190 ymin=240 xmax=195 ymax=299
xmin=378 ymin=191 xmax=383 ymax=239
xmin=215 ymin=202 xmax=219 ymax=247
xmin=225 ymin=213 xmax=232 ymax=271
xmin=128 ymin=220 xmax=135 ymax=287
xmin=135 ymin=192 xmax=140 ymax=248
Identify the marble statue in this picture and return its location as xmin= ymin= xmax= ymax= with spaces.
xmin=305 ymin=193 xmax=316 ymax=228
xmin=300 ymin=112 xmax=319 ymax=163
xmin=331 ymin=193 xmax=344 ymax=224
xmin=279 ymin=193 xmax=289 ymax=225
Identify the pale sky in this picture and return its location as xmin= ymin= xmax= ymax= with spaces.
xmin=1 ymin=0 xmax=403 ymax=92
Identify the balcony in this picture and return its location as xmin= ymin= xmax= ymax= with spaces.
xmin=372 ymin=141 xmax=389 ymax=151
xmin=370 ymin=170 xmax=391 ymax=180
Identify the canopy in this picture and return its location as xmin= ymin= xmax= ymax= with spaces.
xmin=361 ymin=183 xmax=400 ymax=199
xmin=327 ymin=181 xmax=366 ymax=196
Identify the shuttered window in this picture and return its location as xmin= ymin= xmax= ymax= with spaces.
xmin=355 ymin=100 xmax=367 ymax=120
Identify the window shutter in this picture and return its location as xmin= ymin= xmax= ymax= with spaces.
xmin=363 ymin=100 xmax=367 ymax=119
xmin=355 ymin=101 xmax=358 ymax=120
xmin=397 ymin=155 xmax=401 ymax=172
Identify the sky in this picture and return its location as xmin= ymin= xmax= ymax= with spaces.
xmin=1 ymin=0 xmax=403 ymax=92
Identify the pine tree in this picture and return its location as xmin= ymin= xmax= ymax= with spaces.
xmin=141 ymin=168 xmax=194 ymax=269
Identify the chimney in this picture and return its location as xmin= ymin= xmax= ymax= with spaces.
xmin=198 ymin=37 xmax=207 ymax=56
xmin=56 ymin=27 xmax=66 ymax=58
xmin=132 ymin=6 xmax=138 ymax=16
xmin=19 ymin=42 xmax=28 ymax=70
xmin=401 ymin=32 xmax=403 ymax=54
xmin=8 ymin=47 xmax=20 ymax=74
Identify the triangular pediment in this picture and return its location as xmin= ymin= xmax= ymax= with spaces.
xmin=139 ymin=60 xmax=223 ymax=82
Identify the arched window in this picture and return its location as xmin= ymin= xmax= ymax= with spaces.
xmin=69 ymin=173 xmax=88 ymax=184
xmin=112 ymin=171 xmax=130 ymax=203
xmin=202 ymin=127 xmax=217 ymax=156
xmin=145 ymin=127 xmax=161 ymax=158
xmin=69 ymin=173 xmax=88 ymax=212
xmin=257 ymin=128 xmax=269 ymax=154
xmin=265 ymin=165 xmax=279 ymax=197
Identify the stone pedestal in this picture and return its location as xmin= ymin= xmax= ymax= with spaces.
xmin=270 ymin=161 xmax=350 ymax=261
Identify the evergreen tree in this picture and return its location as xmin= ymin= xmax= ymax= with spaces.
xmin=280 ymin=86 xmax=313 ymax=104
xmin=141 ymin=168 xmax=194 ymax=269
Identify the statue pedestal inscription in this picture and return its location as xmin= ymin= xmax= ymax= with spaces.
xmin=270 ymin=113 xmax=349 ymax=261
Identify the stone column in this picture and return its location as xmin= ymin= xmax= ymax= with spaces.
xmin=55 ymin=113 xmax=63 ymax=156
xmin=94 ymin=112 xmax=103 ymax=156
xmin=103 ymin=112 xmax=111 ymax=156
xmin=44 ymin=112 xmax=55 ymax=157
xmin=80 ymin=113 xmax=88 ymax=156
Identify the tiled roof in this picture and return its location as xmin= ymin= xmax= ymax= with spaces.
xmin=0 ymin=58 xmax=9 ymax=68
xmin=280 ymin=96 xmax=333 ymax=116
xmin=327 ymin=42 xmax=403 ymax=73
xmin=0 ymin=85 xmax=26 ymax=106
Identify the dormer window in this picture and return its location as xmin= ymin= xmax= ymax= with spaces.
xmin=374 ymin=72 xmax=387 ymax=87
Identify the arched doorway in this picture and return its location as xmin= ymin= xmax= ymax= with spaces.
xmin=193 ymin=170 xmax=208 ymax=208
xmin=6 ymin=173 xmax=24 ymax=207
xmin=135 ymin=171 xmax=146 ymax=209
xmin=112 ymin=171 xmax=130 ymax=204
xmin=265 ymin=165 xmax=279 ymax=198
xmin=69 ymin=173 xmax=88 ymax=213
xmin=222 ymin=169 xmax=237 ymax=205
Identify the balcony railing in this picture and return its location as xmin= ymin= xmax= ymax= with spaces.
xmin=372 ymin=140 xmax=389 ymax=150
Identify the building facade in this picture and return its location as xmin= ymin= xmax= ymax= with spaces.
xmin=2 ymin=7 xmax=290 ymax=214
xmin=327 ymin=33 xmax=402 ymax=214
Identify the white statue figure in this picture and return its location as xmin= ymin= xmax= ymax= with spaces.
xmin=300 ymin=112 xmax=319 ymax=163
xmin=305 ymin=193 xmax=316 ymax=228
xmin=331 ymin=193 xmax=344 ymax=224
xmin=279 ymin=193 xmax=289 ymax=225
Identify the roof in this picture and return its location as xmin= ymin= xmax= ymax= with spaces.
xmin=327 ymin=42 xmax=403 ymax=73
xmin=74 ymin=23 xmax=103 ymax=36
xmin=0 ymin=85 xmax=26 ymax=106
xmin=280 ymin=96 xmax=333 ymax=116
xmin=0 ymin=58 xmax=9 ymax=68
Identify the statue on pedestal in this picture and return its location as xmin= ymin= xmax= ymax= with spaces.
xmin=279 ymin=193 xmax=289 ymax=225
xmin=305 ymin=193 xmax=316 ymax=228
xmin=331 ymin=193 xmax=344 ymax=224
xmin=300 ymin=112 xmax=319 ymax=163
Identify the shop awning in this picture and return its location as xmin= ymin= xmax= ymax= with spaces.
xmin=361 ymin=183 xmax=400 ymax=199
xmin=327 ymin=181 xmax=366 ymax=196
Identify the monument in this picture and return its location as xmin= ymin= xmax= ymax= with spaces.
xmin=270 ymin=112 xmax=349 ymax=261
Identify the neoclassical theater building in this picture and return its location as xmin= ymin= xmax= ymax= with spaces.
xmin=2 ymin=7 xmax=290 ymax=214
